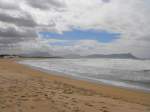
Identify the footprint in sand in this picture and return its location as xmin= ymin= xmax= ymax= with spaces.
xmin=99 ymin=106 xmax=109 ymax=112
xmin=84 ymin=102 xmax=93 ymax=107
xmin=30 ymin=106 xmax=35 ymax=109
xmin=72 ymin=107 xmax=80 ymax=112
xmin=1 ymin=105 xmax=6 ymax=109
xmin=102 ymin=110 xmax=109 ymax=112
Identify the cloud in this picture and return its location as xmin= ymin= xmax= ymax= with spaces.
xmin=25 ymin=0 xmax=66 ymax=10
xmin=0 ymin=0 xmax=20 ymax=10
xmin=0 ymin=27 xmax=36 ymax=38
xmin=0 ymin=0 xmax=149 ymax=58
xmin=0 ymin=12 xmax=37 ymax=27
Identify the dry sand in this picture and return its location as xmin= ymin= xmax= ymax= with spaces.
xmin=0 ymin=59 xmax=150 ymax=112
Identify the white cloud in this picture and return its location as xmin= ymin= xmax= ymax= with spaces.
xmin=0 ymin=0 xmax=150 ymax=58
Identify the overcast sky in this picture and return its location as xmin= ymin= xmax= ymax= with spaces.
xmin=0 ymin=0 xmax=150 ymax=58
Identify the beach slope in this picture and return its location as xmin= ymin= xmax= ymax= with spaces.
xmin=0 ymin=59 xmax=149 ymax=112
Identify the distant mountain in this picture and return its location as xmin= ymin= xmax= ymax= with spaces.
xmin=84 ymin=53 xmax=138 ymax=59
xmin=0 ymin=53 xmax=139 ymax=59
xmin=20 ymin=51 xmax=51 ymax=58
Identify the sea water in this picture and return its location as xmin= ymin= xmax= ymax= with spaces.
xmin=20 ymin=58 xmax=150 ymax=91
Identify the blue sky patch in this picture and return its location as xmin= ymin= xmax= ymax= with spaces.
xmin=39 ymin=30 xmax=120 ymax=43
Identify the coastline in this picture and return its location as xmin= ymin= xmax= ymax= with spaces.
xmin=0 ymin=59 xmax=150 ymax=112
xmin=19 ymin=59 xmax=150 ymax=93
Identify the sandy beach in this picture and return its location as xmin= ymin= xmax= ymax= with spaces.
xmin=0 ymin=59 xmax=150 ymax=112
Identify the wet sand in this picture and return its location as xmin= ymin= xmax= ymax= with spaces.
xmin=0 ymin=59 xmax=150 ymax=112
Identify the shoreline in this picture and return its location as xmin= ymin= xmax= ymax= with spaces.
xmin=0 ymin=59 xmax=150 ymax=112
xmin=19 ymin=60 xmax=150 ymax=93
xmin=16 ymin=59 xmax=150 ymax=105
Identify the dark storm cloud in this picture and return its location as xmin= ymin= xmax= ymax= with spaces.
xmin=0 ymin=0 xmax=64 ymax=46
xmin=0 ymin=1 xmax=36 ymax=51
xmin=0 ymin=27 xmax=38 ymax=54
xmin=26 ymin=0 xmax=65 ymax=10
xmin=0 ymin=38 xmax=24 ymax=44
xmin=0 ymin=0 xmax=39 ymax=47
xmin=0 ymin=12 xmax=37 ymax=27
xmin=0 ymin=0 xmax=62 ymax=45
xmin=0 ymin=27 xmax=37 ymax=38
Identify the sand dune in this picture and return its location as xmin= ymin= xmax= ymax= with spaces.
xmin=0 ymin=59 xmax=149 ymax=112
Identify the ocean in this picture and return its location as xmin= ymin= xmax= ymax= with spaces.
xmin=20 ymin=58 xmax=150 ymax=92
